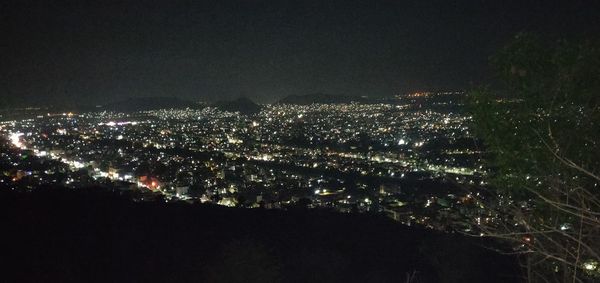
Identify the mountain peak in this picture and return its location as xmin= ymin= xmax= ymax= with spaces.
xmin=213 ymin=97 xmax=261 ymax=115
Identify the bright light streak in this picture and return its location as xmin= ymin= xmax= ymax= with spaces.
xmin=9 ymin=132 xmax=24 ymax=148
xmin=583 ymin=260 xmax=598 ymax=271
xmin=71 ymin=161 xmax=85 ymax=169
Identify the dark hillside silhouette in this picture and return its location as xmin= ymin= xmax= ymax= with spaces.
xmin=1 ymin=187 xmax=520 ymax=283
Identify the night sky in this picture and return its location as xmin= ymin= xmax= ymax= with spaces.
xmin=1 ymin=0 xmax=599 ymax=106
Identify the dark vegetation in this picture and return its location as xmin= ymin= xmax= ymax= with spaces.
xmin=1 ymin=187 xmax=520 ymax=283
xmin=468 ymin=34 xmax=600 ymax=282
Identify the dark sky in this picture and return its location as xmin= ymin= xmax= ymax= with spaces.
xmin=1 ymin=0 xmax=599 ymax=106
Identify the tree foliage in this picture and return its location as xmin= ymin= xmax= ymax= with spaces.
xmin=468 ymin=33 xmax=600 ymax=282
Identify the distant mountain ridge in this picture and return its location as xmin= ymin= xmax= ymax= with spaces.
xmin=101 ymin=97 xmax=200 ymax=112
xmin=277 ymin=93 xmax=369 ymax=105
xmin=212 ymin=97 xmax=262 ymax=115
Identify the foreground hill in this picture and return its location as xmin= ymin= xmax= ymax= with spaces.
xmin=1 ymin=187 xmax=521 ymax=283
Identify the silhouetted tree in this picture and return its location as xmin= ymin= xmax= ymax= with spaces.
xmin=468 ymin=33 xmax=600 ymax=282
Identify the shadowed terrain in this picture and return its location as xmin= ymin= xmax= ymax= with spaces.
xmin=1 ymin=187 xmax=520 ymax=283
